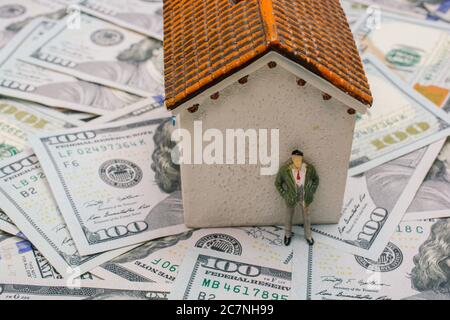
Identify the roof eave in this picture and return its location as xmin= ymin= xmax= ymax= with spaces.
xmin=268 ymin=42 xmax=372 ymax=107
xmin=166 ymin=51 xmax=371 ymax=115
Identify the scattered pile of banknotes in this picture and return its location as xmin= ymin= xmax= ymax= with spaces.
xmin=0 ymin=0 xmax=449 ymax=300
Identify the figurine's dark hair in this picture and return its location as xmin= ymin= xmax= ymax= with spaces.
xmin=292 ymin=150 xmax=304 ymax=157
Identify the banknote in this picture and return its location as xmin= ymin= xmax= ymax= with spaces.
xmin=353 ymin=12 xmax=450 ymax=109
xmin=0 ymin=0 xmax=76 ymax=49
xmin=349 ymin=55 xmax=450 ymax=175
xmin=92 ymin=226 xmax=293 ymax=284
xmin=0 ymin=18 xmax=142 ymax=115
xmin=341 ymin=0 xmax=367 ymax=25
xmin=0 ymin=149 xmax=137 ymax=277
xmin=0 ymin=230 xmax=8 ymax=239
xmin=352 ymin=13 xmax=450 ymax=218
xmin=0 ymin=98 xmax=82 ymax=154
xmin=30 ymin=103 xmax=98 ymax=122
xmin=347 ymin=0 xmax=450 ymax=23
xmin=64 ymin=112 xmax=97 ymax=122
xmin=0 ymin=98 xmax=81 ymax=236
xmin=91 ymin=97 xmax=167 ymax=124
xmin=0 ymin=234 xmax=61 ymax=279
xmin=297 ymin=140 xmax=445 ymax=260
xmin=35 ymin=107 xmax=96 ymax=122
xmin=78 ymin=0 xmax=163 ymax=40
xmin=291 ymin=219 xmax=450 ymax=300
xmin=23 ymin=13 xmax=164 ymax=98
xmin=0 ymin=209 xmax=20 ymax=237
xmin=30 ymin=116 xmax=188 ymax=255
xmin=0 ymin=233 xmax=98 ymax=280
xmin=405 ymin=137 xmax=450 ymax=220
xmin=169 ymin=248 xmax=292 ymax=300
xmin=0 ymin=278 xmax=170 ymax=300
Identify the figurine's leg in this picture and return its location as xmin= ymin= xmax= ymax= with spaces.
xmin=303 ymin=206 xmax=314 ymax=246
xmin=284 ymin=206 xmax=294 ymax=246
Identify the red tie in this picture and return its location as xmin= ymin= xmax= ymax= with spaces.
xmin=297 ymin=170 xmax=301 ymax=181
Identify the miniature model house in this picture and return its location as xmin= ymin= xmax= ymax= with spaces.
xmin=164 ymin=0 xmax=373 ymax=228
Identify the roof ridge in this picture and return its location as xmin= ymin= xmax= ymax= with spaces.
xmin=163 ymin=0 xmax=373 ymax=110
xmin=259 ymin=0 xmax=280 ymax=46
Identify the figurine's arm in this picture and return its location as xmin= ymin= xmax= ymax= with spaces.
xmin=275 ymin=168 xmax=296 ymax=207
xmin=310 ymin=165 xmax=319 ymax=193
xmin=305 ymin=164 xmax=319 ymax=207
xmin=275 ymin=169 xmax=286 ymax=197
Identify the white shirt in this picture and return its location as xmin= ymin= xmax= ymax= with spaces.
xmin=292 ymin=163 xmax=307 ymax=188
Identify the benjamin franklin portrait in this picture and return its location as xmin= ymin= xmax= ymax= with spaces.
xmin=365 ymin=142 xmax=450 ymax=215
xmin=408 ymin=139 xmax=450 ymax=213
xmin=407 ymin=219 xmax=450 ymax=300
xmin=74 ymin=37 xmax=164 ymax=96
xmin=107 ymin=118 xmax=189 ymax=266
xmin=144 ymin=118 xmax=184 ymax=229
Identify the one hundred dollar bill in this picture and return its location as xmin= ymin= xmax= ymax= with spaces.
xmin=0 ymin=277 xmax=170 ymax=300
xmin=405 ymin=136 xmax=450 ymax=220
xmin=0 ymin=210 xmax=19 ymax=237
xmin=23 ymin=13 xmax=164 ymax=98
xmin=298 ymin=139 xmax=445 ymax=260
xmin=0 ymin=98 xmax=81 ymax=236
xmin=0 ymin=149 xmax=136 ymax=277
xmin=78 ymin=0 xmax=163 ymax=40
xmin=353 ymin=13 xmax=450 ymax=218
xmin=353 ymin=12 xmax=450 ymax=109
xmin=347 ymin=0 xmax=450 ymax=23
xmin=30 ymin=103 xmax=98 ymax=122
xmin=0 ymin=98 xmax=82 ymax=154
xmin=65 ymin=112 xmax=97 ymax=121
xmin=0 ymin=18 xmax=142 ymax=115
xmin=36 ymin=107 xmax=97 ymax=122
xmin=91 ymin=227 xmax=293 ymax=284
xmin=0 ymin=230 xmax=97 ymax=281
xmin=0 ymin=0 xmax=74 ymax=49
xmin=169 ymin=249 xmax=292 ymax=300
xmin=349 ymin=55 xmax=450 ymax=175
xmin=291 ymin=220 xmax=450 ymax=300
xmin=0 ymin=233 xmax=62 ymax=279
xmin=91 ymin=97 xmax=168 ymax=124
xmin=29 ymin=116 xmax=187 ymax=255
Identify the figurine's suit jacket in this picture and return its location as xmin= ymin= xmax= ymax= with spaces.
xmin=275 ymin=161 xmax=319 ymax=208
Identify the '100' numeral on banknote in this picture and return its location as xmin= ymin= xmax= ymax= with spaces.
xmin=170 ymin=249 xmax=291 ymax=300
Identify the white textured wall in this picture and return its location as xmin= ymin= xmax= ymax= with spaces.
xmin=177 ymin=65 xmax=356 ymax=228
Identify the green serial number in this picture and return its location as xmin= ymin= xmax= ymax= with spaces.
xmin=58 ymin=140 xmax=146 ymax=158
xmin=201 ymin=278 xmax=288 ymax=300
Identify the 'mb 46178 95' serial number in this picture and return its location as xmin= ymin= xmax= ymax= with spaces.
xmin=201 ymin=279 xmax=289 ymax=300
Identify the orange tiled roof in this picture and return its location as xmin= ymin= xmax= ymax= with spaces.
xmin=164 ymin=0 xmax=373 ymax=110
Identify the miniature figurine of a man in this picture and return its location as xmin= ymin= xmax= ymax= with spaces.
xmin=275 ymin=150 xmax=319 ymax=246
